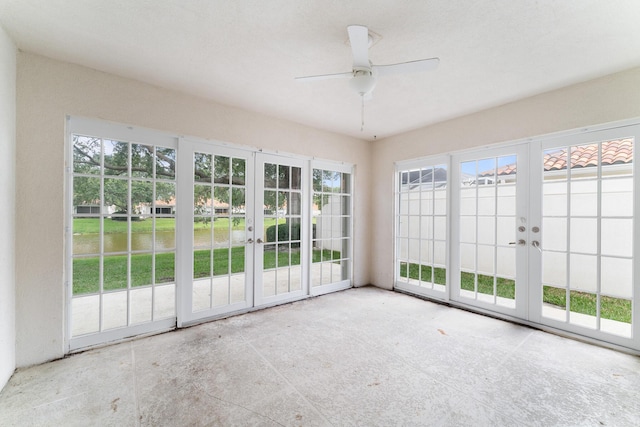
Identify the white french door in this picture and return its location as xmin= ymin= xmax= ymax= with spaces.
xmin=68 ymin=118 xmax=353 ymax=350
xmin=178 ymin=140 xmax=255 ymax=324
xmin=254 ymin=154 xmax=308 ymax=306
xmin=450 ymin=144 xmax=529 ymax=318
xmin=415 ymin=122 xmax=640 ymax=351
xmin=178 ymin=142 xmax=310 ymax=325
xmin=529 ymin=124 xmax=639 ymax=349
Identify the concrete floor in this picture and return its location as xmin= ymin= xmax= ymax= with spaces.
xmin=1 ymin=286 xmax=639 ymax=426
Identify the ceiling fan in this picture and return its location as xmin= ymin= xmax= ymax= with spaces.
xmin=295 ymin=25 xmax=439 ymax=100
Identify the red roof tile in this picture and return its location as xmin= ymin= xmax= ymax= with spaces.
xmin=480 ymin=138 xmax=633 ymax=176
xmin=543 ymin=138 xmax=633 ymax=171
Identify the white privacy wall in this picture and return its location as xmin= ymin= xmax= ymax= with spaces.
xmin=371 ymin=67 xmax=640 ymax=290
xmin=15 ymin=52 xmax=372 ymax=367
xmin=400 ymin=180 xmax=632 ymax=298
xmin=0 ymin=25 xmax=16 ymax=391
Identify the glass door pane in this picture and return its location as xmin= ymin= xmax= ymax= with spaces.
xmin=311 ymin=164 xmax=353 ymax=295
xmin=180 ymin=140 xmax=253 ymax=323
xmin=451 ymin=145 xmax=528 ymax=317
xmin=538 ymin=136 xmax=635 ymax=339
xmin=69 ymin=133 xmax=177 ymax=349
xmin=395 ymin=162 xmax=448 ymax=297
xmin=255 ymin=154 xmax=308 ymax=306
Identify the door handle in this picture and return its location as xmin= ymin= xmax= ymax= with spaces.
xmin=246 ymin=238 xmax=254 ymax=244
xmin=256 ymin=238 xmax=264 ymax=244
xmin=509 ymin=239 xmax=526 ymax=246
xmin=531 ymin=240 xmax=542 ymax=252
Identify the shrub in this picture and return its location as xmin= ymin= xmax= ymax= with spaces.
xmin=266 ymin=222 xmax=298 ymax=242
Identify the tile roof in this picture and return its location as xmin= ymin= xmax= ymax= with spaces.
xmin=480 ymin=138 xmax=633 ymax=176
xmin=544 ymin=138 xmax=633 ymax=171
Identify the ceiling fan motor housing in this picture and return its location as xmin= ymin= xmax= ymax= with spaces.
xmin=349 ymin=68 xmax=377 ymax=96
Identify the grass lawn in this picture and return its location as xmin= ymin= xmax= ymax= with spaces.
xmin=543 ymin=286 xmax=631 ymax=324
xmin=74 ymin=246 xmax=341 ymax=295
xmin=460 ymin=271 xmax=516 ymax=300
xmin=399 ymin=261 xmax=631 ymax=323
xmin=399 ymin=262 xmax=446 ymax=285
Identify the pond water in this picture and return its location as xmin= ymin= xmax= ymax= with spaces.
xmin=73 ymin=229 xmax=246 ymax=255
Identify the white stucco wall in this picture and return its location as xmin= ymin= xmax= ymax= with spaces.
xmin=15 ymin=52 xmax=372 ymax=367
xmin=371 ymin=67 xmax=640 ymax=289
xmin=0 ymin=26 xmax=16 ymax=390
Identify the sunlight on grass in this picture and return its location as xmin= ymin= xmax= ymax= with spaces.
xmin=543 ymin=286 xmax=631 ymax=323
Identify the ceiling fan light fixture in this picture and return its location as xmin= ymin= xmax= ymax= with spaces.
xmin=349 ymin=69 xmax=377 ymax=96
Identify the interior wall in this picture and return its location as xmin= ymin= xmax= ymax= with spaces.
xmin=0 ymin=26 xmax=16 ymax=390
xmin=15 ymin=52 xmax=371 ymax=367
xmin=371 ymin=66 xmax=640 ymax=289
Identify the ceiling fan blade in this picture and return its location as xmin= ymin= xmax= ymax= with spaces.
xmin=373 ymin=58 xmax=440 ymax=77
xmin=347 ymin=25 xmax=370 ymax=68
xmin=295 ymin=71 xmax=352 ymax=82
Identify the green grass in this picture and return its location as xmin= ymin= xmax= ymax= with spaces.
xmin=73 ymin=252 xmax=176 ymax=293
xmin=399 ymin=262 xmax=631 ymax=324
xmin=313 ymin=249 xmax=342 ymax=263
xmin=74 ymin=246 xmax=338 ymax=295
xmin=399 ymin=262 xmax=446 ymax=285
xmin=460 ymin=271 xmax=516 ymax=299
xmin=543 ymin=286 xmax=631 ymax=323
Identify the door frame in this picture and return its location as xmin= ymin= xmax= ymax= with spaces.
xmin=253 ymin=152 xmax=310 ymax=307
xmin=66 ymin=116 xmax=179 ymax=351
xmin=177 ymin=138 xmax=256 ymax=326
xmin=449 ymin=143 xmax=530 ymax=319
xmin=528 ymin=123 xmax=640 ymax=349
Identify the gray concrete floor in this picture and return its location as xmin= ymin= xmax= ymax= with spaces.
xmin=1 ymin=286 xmax=640 ymax=426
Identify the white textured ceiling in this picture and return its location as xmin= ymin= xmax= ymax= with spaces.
xmin=1 ymin=0 xmax=640 ymax=141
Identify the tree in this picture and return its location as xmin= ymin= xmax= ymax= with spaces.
xmin=73 ymin=136 xmax=176 ymax=214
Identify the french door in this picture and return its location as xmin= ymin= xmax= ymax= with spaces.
xmin=68 ymin=118 xmax=353 ymax=350
xmin=178 ymin=141 xmax=309 ymax=325
xmin=254 ymin=154 xmax=308 ymax=306
xmin=400 ymin=121 xmax=640 ymax=351
xmin=450 ymin=144 xmax=529 ymax=318
xmin=529 ymin=125 xmax=639 ymax=348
